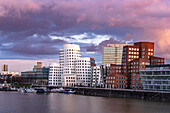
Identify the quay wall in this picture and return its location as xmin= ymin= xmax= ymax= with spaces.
xmin=72 ymin=88 xmax=170 ymax=102
xmin=39 ymin=85 xmax=170 ymax=102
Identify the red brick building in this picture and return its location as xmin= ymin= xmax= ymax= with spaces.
xmin=122 ymin=45 xmax=140 ymax=88
xmin=105 ymin=73 xmax=127 ymax=89
xmin=130 ymin=58 xmax=150 ymax=89
xmin=103 ymin=41 xmax=166 ymax=90
xmin=109 ymin=64 xmax=122 ymax=74
xmin=150 ymin=56 xmax=165 ymax=65
xmin=121 ymin=42 xmax=165 ymax=89
xmin=134 ymin=42 xmax=154 ymax=59
xmin=90 ymin=58 xmax=96 ymax=66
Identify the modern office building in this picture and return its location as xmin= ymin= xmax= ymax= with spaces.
xmin=102 ymin=44 xmax=128 ymax=65
xmin=48 ymin=63 xmax=62 ymax=86
xmin=140 ymin=64 xmax=170 ymax=91
xmin=21 ymin=66 xmax=49 ymax=85
xmin=2 ymin=64 xmax=8 ymax=72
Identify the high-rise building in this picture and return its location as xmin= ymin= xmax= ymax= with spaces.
xmin=49 ymin=44 xmax=92 ymax=87
xmin=122 ymin=45 xmax=140 ymax=88
xmin=102 ymin=44 xmax=128 ymax=65
xmin=59 ymin=44 xmax=81 ymax=74
xmin=2 ymin=64 xmax=8 ymax=72
xmin=134 ymin=42 xmax=154 ymax=59
xmin=121 ymin=41 xmax=166 ymax=89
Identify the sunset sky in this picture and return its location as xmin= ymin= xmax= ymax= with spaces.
xmin=0 ymin=0 xmax=169 ymax=72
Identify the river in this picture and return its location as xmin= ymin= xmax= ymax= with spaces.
xmin=0 ymin=91 xmax=170 ymax=113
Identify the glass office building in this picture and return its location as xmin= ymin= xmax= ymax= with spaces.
xmin=102 ymin=44 xmax=128 ymax=65
xmin=140 ymin=64 xmax=170 ymax=91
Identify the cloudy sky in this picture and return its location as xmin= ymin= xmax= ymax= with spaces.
xmin=0 ymin=0 xmax=169 ymax=72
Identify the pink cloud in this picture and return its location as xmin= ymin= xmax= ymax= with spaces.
xmin=139 ymin=28 xmax=170 ymax=61
xmin=0 ymin=0 xmax=169 ymax=63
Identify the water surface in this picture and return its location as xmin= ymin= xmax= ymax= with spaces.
xmin=0 ymin=92 xmax=170 ymax=113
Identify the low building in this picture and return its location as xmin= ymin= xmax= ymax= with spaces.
xmin=140 ymin=64 xmax=170 ymax=91
xmin=63 ymin=74 xmax=77 ymax=86
xmin=21 ymin=67 xmax=49 ymax=85
xmin=105 ymin=73 xmax=127 ymax=89
xmin=48 ymin=63 xmax=62 ymax=86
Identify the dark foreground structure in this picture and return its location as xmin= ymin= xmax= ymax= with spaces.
xmin=74 ymin=88 xmax=170 ymax=102
xmin=46 ymin=85 xmax=170 ymax=102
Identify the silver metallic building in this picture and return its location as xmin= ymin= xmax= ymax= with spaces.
xmin=140 ymin=64 xmax=170 ymax=91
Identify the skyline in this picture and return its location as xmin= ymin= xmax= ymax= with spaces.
xmin=0 ymin=0 xmax=170 ymax=72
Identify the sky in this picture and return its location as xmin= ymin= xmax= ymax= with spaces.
xmin=0 ymin=0 xmax=170 ymax=72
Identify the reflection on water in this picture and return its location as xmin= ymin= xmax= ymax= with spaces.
xmin=0 ymin=92 xmax=170 ymax=113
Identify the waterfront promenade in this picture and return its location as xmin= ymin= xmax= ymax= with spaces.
xmin=33 ymin=85 xmax=170 ymax=102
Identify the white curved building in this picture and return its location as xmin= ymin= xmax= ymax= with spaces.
xmin=49 ymin=44 xmax=92 ymax=87
xmin=59 ymin=44 xmax=81 ymax=74
xmin=75 ymin=57 xmax=91 ymax=86
xmin=48 ymin=63 xmax=62 ymax=86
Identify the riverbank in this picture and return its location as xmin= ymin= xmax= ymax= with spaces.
xmin=2 ymin=84 xmax=170 ymax=102
xmin=72 ymin=87 xmax=170 ymax=102
xmin=47 ymin=86 xmax=170 ymax=102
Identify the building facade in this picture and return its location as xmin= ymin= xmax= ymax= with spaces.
xmin=21 ymin=67 xmax=49 ymax=85
xmin=33 ymin=62 xmax=42 ymax=70
xmin=150 ymin=56 xmax=165 ymax=65
xmin=91 ymin=66 xmax=102 ymax=87
xmin=48 ymin=63 xmax=62 ymax=86
xmin=49 ymin=44 xmax=92 ymax=87
xmin=140 ymin=64 xmax=170 ymax=91
xmin=105 ymin=73 xmax=127 ymax=89
xmin=121 ymin=42 xmax=166 ymax=89
xmin=102 ymin=44 xmax=128 ymax=65
xmin=75 ymin=57 xmax=91 ymax=86
xmin=100 ymin=64 xmax=110 ymax=87
xmin=2 ymin=64 xmax=8 ymax=72
xmin=109 ymin=64 xmax=122 ymax=74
